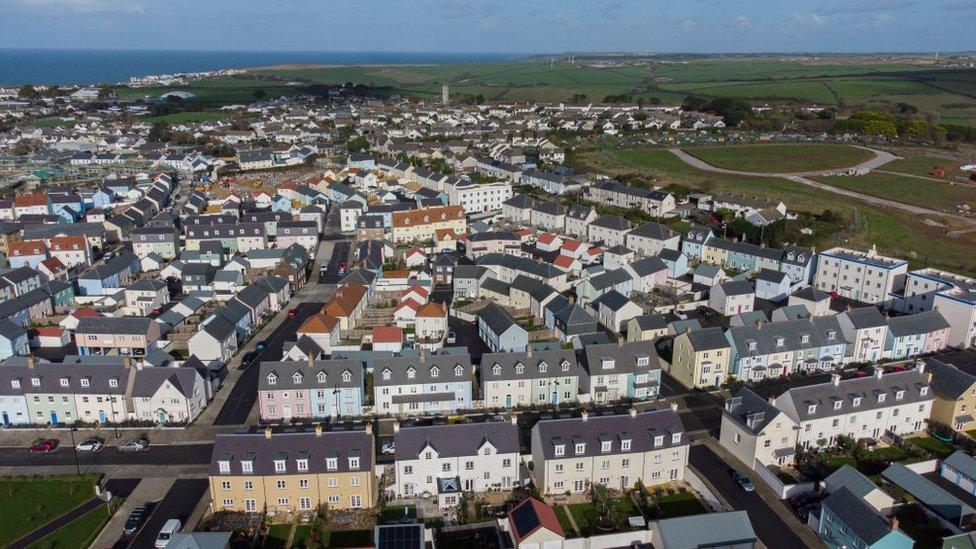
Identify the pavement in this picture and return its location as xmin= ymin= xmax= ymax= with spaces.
xmin=668 ymin=147 xmax=976 ymax=223
xmin=125 ymin=479 xmax=209 ymax=549
xmin=92 ymin=477 xmax=174 ymax=549
xmin=689 ymin=441 xmax=822 ymax=548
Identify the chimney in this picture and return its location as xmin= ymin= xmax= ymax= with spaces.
xmin=670 ymin=401 xmax=678 ymax=412
xmin=915 ymin=360 xmax=926 ymax=375
xmin=629 ymin=408 xmax=637 ymax=418
xmin=364 ymin=422 xmax=373 ymax=435
xmin=526 ymin=344 xmax=533 ymax=358
xmin=510 ymin=413 xmax=518 ymax=425
xmin=874 ymin=365 xmax=884 ymax=379
xmin=27 ymin=354 xmax=35 ymax=369
xmin=617 ymin=337 xmax=624 ymax=347
xmin=581 ymin=410 xmax=589 ymax=422
xmin=307 ymin=354 xmax=314 ymax=368
xmin=831 ymin=373 xmax=841 ymax=386
xmin=314 ymin=423 xmax=323 ymax=437
xmin=891 ymin=516 xmax=899 ymax=532
xmin=393 ymin=421 xmax=400 ymax=433
xmin=123 ymin=354 xmax=131 ymax=370
xmin=264 ymin=426 xmax=273 ymax=439
xmin=419 ymin=347 xmax=426 ymax=362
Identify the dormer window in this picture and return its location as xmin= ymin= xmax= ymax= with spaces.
xmin=406 ymin=367 xmax=416 ymax=380
xmin=800 ymin=334 xmax=809 ymax=344
xmin=920 ymin=386 xmax=929 ymax=396
xmin=561 ymin=360 xmax=570 ymax=372
xmin=878 ymin=393 xmax=886 ymax=403
xmin=601 ymin=358 xmax=615 ymax=370
xmin=267 ymin=373 xmax=277 ymax=385
xmin=297 ymin=459 xmax=308 ymax=472
xmin=574 ymin=443 xmax=586 ymax=455
xmin=748 ymin=341 xmax=757 ymax=352
xmin=59 ymin=378 xmax=69 ymax=387
xmin=671 ymin=433 xmax=682 ymax=444
xmin=492 ymin=364 xmax=501 ymax=375
xmin=852 ymin=397 xmax=861 ymax=407
xmin=11 ymin=379 xmax=20 ymax=389
xmin=382 ymin=368 xmax=392 ymax=381
xmin=349 ymin=457 xmax=360 ymax=469
xmin=621 ymin=439 xmax=631 ymax=451
xmin=554 ymin=444 xmax=565 ymax=457
xmin=31 ymin=377 xmax=40 ymax=387
xmin=109 ymin=378 xmax=118 ymax=388
xmin=430 ymin=366 xmax=440 ymax=379
xmin=515 ymin=363 xmax=524 ymax=375
xmin=827 ymin=331 xmax=836 ymax=340
xmin=326 ymin=457 xmax=338 ymax=470
xmin=775 ymin=337 xmax=785 ymax=347
xmin=292 ymin=372 xmax=303 ymax=384
xmin=342 ymin=371 xmax=351 ymax=382
xmin=454 ymin=365 xmax=463 ymax=377
xmin=539 ymin=362 xmax=547 ymax=373
xmin=896 ymin=390 xmax=905 ymax=400
xmin=807 ymin=404 xmax=817 ymax=414
xmin=218 ymin=460 xmax=230 ymax=474
xmin=241 ymin=460 xmax=253 ymax=474
xmin=601 ymin=440 xmax=611 ymax=453
xmin=636 ymin=355 xmax=649 ymax=367
xmin=317 ymin=371 xmax=327 ymax=383
xmin=274 ymin=459 xmax=286 ymax=473
xmin=653 ymin=435 xmax=664 ymax=447
xmin=833 ymin=401 xmax=842 ymax=410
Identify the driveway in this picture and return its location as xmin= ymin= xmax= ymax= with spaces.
xmin=668 ymin=147 xmax=976 ymax=223
xmin=688 ymin=444 xmax=811 ymax=548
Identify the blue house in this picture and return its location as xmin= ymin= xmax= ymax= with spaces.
xmin=0 ymin=366 xmax=30 ymax=425
xmin=658 ymin=248 xmax=689 ymax=278
xmin=270 ymin=194 xmax=291 ymax=213
xmin=815 ymin=487 xmax=913 ymax=549
xmin=76 ymin=253 xmax=139 ymax=296
xmin=0 ymin=319 xmax=29 ymax=360
xmin=91 ymin=188 xmax=114 ymax=209
xmin=213 ymin=300 xmax=253 ymax=342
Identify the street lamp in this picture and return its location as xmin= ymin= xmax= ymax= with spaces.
xmin=69 ymin=427 xmax=80 ymax=476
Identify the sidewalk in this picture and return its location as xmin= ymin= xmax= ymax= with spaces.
xmin=89 ymin=477 xmax=175 ymax=549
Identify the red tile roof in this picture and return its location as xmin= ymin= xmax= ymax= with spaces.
xmin=372 ymin=326 xmax=403 ymax=343
xmin=507 ymin=498 xmax=565 ymax=543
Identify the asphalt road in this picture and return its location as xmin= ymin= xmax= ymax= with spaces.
xmin=688 ymin=445 xmax=807 ymax=548
xmin=0 ymin=443 xmax=213 ymax=467
xmin=124 ymin=479 xmax=209 ymax=549
xmin=320 ymin=240 xmax=352 ymax=284
xmin=211 ymin=300 xmax=325 ymax=426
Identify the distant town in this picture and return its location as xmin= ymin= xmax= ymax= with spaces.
xmin=1 ymin=58 xmax=976 ymax=549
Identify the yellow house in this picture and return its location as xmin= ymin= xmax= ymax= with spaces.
xmin=701 ymin=241 xmax=728 ymax=267
xmin=209 ymin=426 xmax=375 ymax=514
xmin=925 ymin=358 xmax=976 ymax=432
xmin=670 ymin=326 xmax=731 ymax=389
xmin=391 ymin=205 xmax=466 ymax=244
xmin=627 ymin=314 xmax=668 ymax=342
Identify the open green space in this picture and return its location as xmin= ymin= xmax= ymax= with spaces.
xmin=650 ymin=491 xmax=708 ymax=518
xmin=264 ymin=523 xmax=293 ymax=549
xmin=142 ymin=110 xmax=236 ymax=124
xmin=29 ymin=117 xmax=75 ymax=128
xmin=27 ymin=504 xmax=113 ymax=549
xmin=566 ymin=497 xmax=641 ymax=537
xmin=884 ymin=153 xmax=965 ymax=178
xmin=906 ymin=436 xmax=956 ymax=459
xmin=0 ymin=475 xmax=100 ymax=547
xmin=684 ymin=144 xmax=876 ymax=173
xmin=816 ymin=171 xmax=975 ymax=212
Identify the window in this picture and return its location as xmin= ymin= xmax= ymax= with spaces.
xmin=220 ymin=481 xmax=231 ymax=490
xmin=555 ymin=464 xmax=564 ymax=473
xmin=349 ymin=457 xmax=360 ymax=470
xmin=350 ymin=495 xmax=362 ymax=508
xmin=329 ymin=477 xmax=338 ymax=488
xmin=297 ymin=459 xmax=308 ymax=472
xmin=654 ymin=435 xmax=664 ymax=447
xmin=554 ymin=444 xmax=565 ymax=457
xmin=218 ymin=461 xmax=230 ymax=474
xmin=299 ymin=479 xmax=309 ymax=488
xmin=442 ymin=463 xmax=452 ymax=472
xmin=621 ymin=439 xmax=631 ymax=451
xmin=502 ymin=458 xmax=511 ymax=467
xmin=244 ymin=481 xmax=253 ymax=491
xmin=242 ymin=461 xmax=253 ymax=473
xmin=274 ymin=460 xmax=286 ymax=473
xmin=404 ymin=465 xmax=413 ymax=474
xmin=601 ymin=441 xmax=611 ymax=452
xmin=276 ymin=480 xmax=286 ymax=489
xmin=326 ymin=458 xmax=338 ymax=470
xmin=300 ymin=497 xmax=312 ymax=510
xmin=351 ymin=476 xmax=361 ymax=487
xmin=222 ymin=498 xmax=234 ymax=508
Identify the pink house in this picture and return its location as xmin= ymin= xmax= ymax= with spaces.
xmin=259 ymin=368 xmax=311 ymax=421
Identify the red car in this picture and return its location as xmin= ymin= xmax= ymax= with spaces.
xmin=829 ymin=291 xmax=840 ymax=299
xmin=288 ymin=309 xmax=298 ymax=318
xmin=28 ymin=439 xmax=58 ymax=453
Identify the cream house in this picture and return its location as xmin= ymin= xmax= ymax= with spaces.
xmin=669 ymin=327 xmax=731 ymax=389
xmin=719 ymin=388 xmax=799 ymax=469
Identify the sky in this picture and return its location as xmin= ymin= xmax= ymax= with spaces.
xmin=0 ymin=0 xmax=974 ymax=53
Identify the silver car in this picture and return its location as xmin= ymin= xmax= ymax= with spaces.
xmin=117 ymin=438 xmax=149 ymax=452
xmin=75 ymin=438 xmax=103 ymax=452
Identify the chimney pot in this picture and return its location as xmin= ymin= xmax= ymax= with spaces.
xmin=629 ymin=408 xmax=637 ymax=418
xmin=314 ymin=423 xmax=323 ymax=437
xmin=581 ymin=410 xmax=589 ymax=421
xmin=264 ymin=426 xmax=273 ymax=439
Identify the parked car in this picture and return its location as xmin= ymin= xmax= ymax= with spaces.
xmin=446 ymin=332 xmax=456 ymax=344
xmin=288 ymin=309 xmax=298 ymax=318
xmin=27 ymin=439 xmax=58 ymax=453
xmin=255 ymin=341 xmax=267 ymax=351
xmin=75 ymin=438 xmax=104 ymax=452
xmin=118 ymin=438 xmax=149 ymax=452
xmin=732 ymin=470 xmax=754 ymax=492
xmin=154 ymin=519 xmax=182 ymax=548
xmin=123 ymin=506 xmax=147 ymax=535
xmin=381 ymin=441 xmax=396 ymax=454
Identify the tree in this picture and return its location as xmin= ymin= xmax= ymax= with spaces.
xmin=18 ymin=84 xmax=37 ymax=99
xmin=681 ymin=95 xmax=709 ymax=112
xmin=347 ymin=135 xmax=369 ymax=153
xmin=253 ymin=89 xmax=267 ymax=99
xmin=148 ymin=122 xmax=172 ymax=143
xmin=97 ymin=85 xmax=113 ymax=99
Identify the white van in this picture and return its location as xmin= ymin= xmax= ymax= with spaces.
xmin=154 ymin=519 xmax=182 ymax=548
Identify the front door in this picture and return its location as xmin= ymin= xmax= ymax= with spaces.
xmin=98 ymin=410 xmax=106 ymax=424
xmin=551 ymin=391 xmax=558 ymax=405
xmin=50 ymin=411 xmax=58 ymax=425
xmin=158 ymin=410 xmax=167 ymax=423
xmin=505 ymin=394 xmax=512 ymax=408
xmin=2 ymin=412 xmax=8 ymax=426
xmin=283 ymin=405 xmax=292 ymax=420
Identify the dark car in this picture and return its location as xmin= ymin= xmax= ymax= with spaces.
xmin=732 ymin=470 xmax=755 ymax=491
xmin=123 ymin=506 xmax=147 ymax=535
xmin=28 ymin=439 xmax=58 ymax=453
xmin=255 ymin=341 xmax=267 ymax=351
xmin=288 ymin=309 xmax=298 ymax=318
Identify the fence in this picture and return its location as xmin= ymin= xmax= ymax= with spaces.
xmin=683 ymin=467 xmax=727 ymax=512
xmin=753 ymin=462 xmax=818 ymax=499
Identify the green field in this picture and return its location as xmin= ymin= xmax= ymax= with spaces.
xmin=27 ymin=504 xmax=113 ymax=549
xmin=816 ymin=172 xmax=975 ymax=212
xmin=684 ymin=144 xmax=876 ymax=173
xmin=0 ymin=475 xmax=100 ymax=546
xmin=142 ymin=110 xmax=237 ymax=124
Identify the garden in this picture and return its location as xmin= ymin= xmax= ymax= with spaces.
xmin=0 ymin=474 xmax=102 ymax=547
xmin=796 ymin=432 xmax=962 ymax=482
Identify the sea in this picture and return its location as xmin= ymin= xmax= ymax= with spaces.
xmin=0 ymin=49 xmax=525 ymax=86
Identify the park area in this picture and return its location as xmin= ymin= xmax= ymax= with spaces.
xmin=683 ymin=143 xmax=876 ymax=173
xmin=0 ymin=475 xmax=103 ymax=547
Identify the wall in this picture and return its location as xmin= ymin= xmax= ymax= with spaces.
xmin=752 ymin=462 xmax=817 ymax=499
xmin=904 ymin=459 xmax=938 ymax=474
xmin=683 ymin=467 xmax=726 ymax=512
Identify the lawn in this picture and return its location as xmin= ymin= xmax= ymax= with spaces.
xmin=650 ymin=491 xmax=708 ymax=518
xmin=884 ymin=153 xmax=966 ymax=178
xmin=567 ymin=497 xmax=641 ymax=536
xmin=291 ymin=525 xmax=312 ymax=548
xmin=27 ymin=504 xmax=113 ymax=549
xmin=0 ymin=475 xmax=101 ymax=547
xmin=142 ymin=110 xmax=235 ymax=124
xmin=554 ymin=505 xmax=576 ymax=536
xmin=263 ymin=523 xmax=293 ymax=549
xmin=29 ymin=117 xmax=75 ymax=128
xmin=683 ymin=144 xmax=876 ymax=174
xmin=906 ymin=436 xmax=956 ymax=459
xmin=815 ymin=172 xmax=974 ymax=213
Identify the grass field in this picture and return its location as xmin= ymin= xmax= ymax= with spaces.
xmin=0 ymin=475 xmax=100 ymax=547
xmin=27 ymin=504 xmax=113 ymax=549
xmin=684 ymin=144 xmax=876 ymax=173
xmin=650 ymin=491 xmax=708 ymax=518
xmin=566 ymin=497 xmax=640 ymax=537
xmin=142 ymin=110 xmax=236 ymax=124
xmin=815 ymin=172 xmax=975 ymax=212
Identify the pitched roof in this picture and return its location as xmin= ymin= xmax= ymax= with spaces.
xmin=394 ymin=421 xmax=518 ymax=459
xmin=508 ymin=498 xmax=565 ymax=543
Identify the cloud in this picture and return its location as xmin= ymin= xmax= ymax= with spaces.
xmin=6 ymin=0 xmax=143 ymax=12
xmin=817 ymin=0 xmax=915 ymax=14
xmin=873 ymin=13 xmax=894 ymax=25
xmin=792 ymin=12 xmax=827 ymax=26
xmin=736 ymin=15 xmax=752 ymax=27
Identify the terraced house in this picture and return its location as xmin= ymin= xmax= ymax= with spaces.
xmin=530 ymin=409 xmax=688 ymax=495
xmin=373 ymin=353 xmax=473 ymax=416
xmin=480 ymin=347 xmax=581 ymax=409
xmin=74 ymin=316 xmax=162 ymax=357
xmin=392 ymin=421 xmax=520 ymax=507
xmin=390 ymin=205 xmax=466 ymax=244
xmin=184 ymin=222 xmax=268 ymax=254
xmin=131 ymin=226 xmax=180 ymax=259
xmin=258 ymin=359 xmax=364 ymax=421
xmin=582 ymin=340 xmax=662 ymax=403
xmin=701 ymin=238 xmax=814 ymax=285
xmin=210 ymin=427 xmax=375 ymax=514
xmin=726 ymin=316 xmax=847 ymax=382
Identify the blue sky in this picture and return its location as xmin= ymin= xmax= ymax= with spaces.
xmin=0 ymin=0 xmax=974 ymax=53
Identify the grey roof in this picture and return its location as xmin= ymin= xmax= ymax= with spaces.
xmin=210 ymin=430 xmax=372 ymax=476
xmin=590 ymin=215 xmax=631 ymax=232
xmin=727 ymin=315 xmax=843 ymax=359
xmin=583 ymin=340 xmax=660 ymax=376
xmin=533 ymin=410 xmax=684 ymax=460
xmin=628 ymin=256 xmax=667 ymax=277
xmin=553 ymin=303 xmax=598 ymax=335
xmin=756 ymin=268 xmax=789 ymax=284
xmin=820 ymin=487 xmax=895 ymax=545
xmin=128 ymin=279 xmax=167 ymax=292
xmin=481 ymin=277 xmax=510 ymax=297
xmin=130 ymin=367 xmax=199 ymax=399
xmin=887 ymin=310 xmax=950 ymax=337
xmin=723 ymin=388 xmax=783 ymax=435
xmin=259 ymin=359 xmax=363 ymax=391
xmin=503 ymin=194 xmax=535 ymax=209
xmin=629 ymin=221 xmax=676 ymax=241
xmin=883 ymin=462 xmax=976 ymax=523
xmin=76 ymin=316 xmax=153 ymax=335
xmin=791 ymin=286 xmax=831 ymax=302
xmin=716 ymin=279 xmax=754 ymax=296
xmin=777 ymin=368 xmax=931 ymax=423
xmin=452 ymin=264 xmax=488 ymax=281
xmin=924 ymin=358 xmax=976 ymax=400
xmin=944 ymin=451 xmax=976 ymax=482
xmin=842 ymin=306 xmax=887 ymax=329
xmin=373 ymin=354 xmax=473 ymax=387
xmin=632 ymin=314 xmax=667 ymax=332
xmin=165 ymin=532 xmax=233 ymax=549
xmin=236 ymin=284 xmax=270 ymax=309
xmin=586 ymin=268 xmax=631 ymax=291
xmin=532 ymin=201 xmax=566 ymax=216
xmin=395 ymin=422 xmax=518 ymax=459
xmin=591 ymin=289 xmax=632 ymax=312
xmin=477 ymin=253 xmax=563 ymax=280
xmin=683 ymin=326 xmax=730 ymax=351
xmin=481 ymin=348 xmax=581 ymax=383
xmin=201 ymin=316 xmax=236 ymax=342
xmin=478 ymin=302 xmax=522 ymax=336
xmin=654 ymin=511 xmax=756 ymax=549
xmin=825 ymin=464 xmax=885 ymax=500
xmin=468 ymin=230 xmax=518 ymax=243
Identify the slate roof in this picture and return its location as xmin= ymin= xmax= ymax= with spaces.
xmin=394 ymin=421 xmax=518 ymax=460
xmin=631 ymin=314 xmax=667 ymax=332
xmin=684 ymin=326 xmax=731 ymax=351
xmin=476 ymin=253 xmax=563 ymax=280
xmin=582 ymin=340 xmax=660 ymax=376
xmin=820 ymin=487 xmax=895 ymax=545
xmin=533 ymin=410 xmax=685 ymax=460
xmin=883 ymin=462 xmax=976 ymax=524
xmin=76 ymin=316 xmax=153 ymax=335
xmin=825 ymin=465 xmax=884 ymax=500
xmin=723 ymin=388 xmax=783 ymax=435
xmin=887 ymin=310 xmax=950 ymax=337
xmin=629 ymin=221 xmax=676 ymax=241
xmin=481 ymin=348 xmax=581 ymax=383
xmin=210 ymin=430 xmax=372 ymax=476
xmin=944 ymin=451 xmax=976 ymax=482
xmin=590 ymin=215 xmax=631 ymax=232
xmin=478 ymin=302 xmax=521 ymax=336
xmin=628 ymin=256 xmax=668 ymax=277
xmin=777 ymin=368 xmax=931 ymax=423
xmin=259 ymin=359 xmax=363 ymax=391
xmin=654 ymin=511 xmax=756 ymax=549
xmin=842 ymin=306 xmax=887 ymax=329
xmin=373 ymin=354 xmax=472 ymax=387
xmin=924 ymin=358 xmax=976 ymax=400
xmin=727 ymin=316 xmax=844 ymax=359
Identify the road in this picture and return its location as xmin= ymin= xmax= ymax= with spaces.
xmin=668 ymin=147 xmax=976 ymax=223
xmin=124 ymin=479 xmax=209 ymax=549
xmin=0 ymin=443 xmax=214 ymax=467
xmin=320 ymin=240 xmax=352 ymax=284
xmin=688 ymin=445 xmax=809 ymax=548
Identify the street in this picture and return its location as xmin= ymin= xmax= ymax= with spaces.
xmin=123 ymin=479 xmax=209 ymax=549
xmin=0 ymin=443 xmax=213 ymax=467
xmin=688 ymin=444 xmax=808 ymax=548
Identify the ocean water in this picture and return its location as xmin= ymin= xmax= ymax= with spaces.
xmin=0 ymin=49 xmax=524 ymax=86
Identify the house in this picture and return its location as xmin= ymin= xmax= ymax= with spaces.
xmin=506 ymin=498 xmax=565 ymax=549
xmin=546 ymin=299 xmax=599 ymax=342
xmin=719 ymin=388 xmax=798 ymax=469
xmin=681 ymin=226 xmax=714 ymax=259
xmin=669 ymin=327 xmax=732 ymax=389
xmin=941 ymin=451 xmax=976 ymax=497
xmin=75 ymin=317 xmax=161 ymax=357
xmin=814 ymin=246 xmax=908 ymax=304
xmin=530 ymin=409 xmax=688 ymax=495
xmin=814 ymin=488 xmax=913 ymax=549
xmin=415 ymin=302 xmax=448 ymax=341
xmin=789 ymin=287 xmax=833 ymax=317
xmin=481 ymin=347 xmax=581 ymax=409
xmin=478 ymin=303 xmax=529 ymax=353
xmin=125 ymin=279 xmax=169 ymax=316
xmin=295 ymin=314 xmax=341 ymax=354
xmin=925 ymin=357 xmax=976 ymax=432
xmin=0 ymin=320 xmax=29 ymax=360
xmin=650 ymin=511 xmax=757 ymax=549
xmin=322 ymin=284 xmax=368 ymax=331
xmin=131 ymin=366 xmax=208 ymax=424
xmin=131 ymin=226 xmax=180 ymax=259
xmin=625 ymin=256 xmax=668 ymax=294
xmin=755 ymin=268 xmax=791 ymax=302
xmin=564 ymin=205 xmax=597 ymax=238
xmin=476 ymin=253 xmax=568 ymax=292
xmin=726 ymin=315 xmax=846 ymax=381
xmin=189 ymin=316 xmax=238 ymax=363
xmin=373 ymin=354 xmax=473 ymax=416
xmin=824 ymin=465 xmax=895 ymax=513
xmin=775 ymin=365 xmax=933 ymax=449
xmin=709 ymin=280 xmax=755 ymax=316
xmin=372 ymin=327 xmax=404 ymax=353
xmin=392 ymin=421 xmax=519 ymax=507
xmin=837 ymin=307 xmax=888 ymax=364
xmin=582 ymin=341 xmax=661 ymax=403
xmin=209 ymin=428 xmax=375 ymax=514
xmin=626 ymin=222 xmax=680 ymax=257
xmin=627 ymin=314 xmax=668 ymax=343
xmin=587 ymin=215 xmax=631 ymax=248
xmin=390 ymin=205 xmax=466 ymax=244
xmin=529 ymin=202 xmax=566 ymax=232
xmin=501 ymin=194 xmax=535 ymax=225
xmin=576 ymin=268 xmax=633 ymax=305
xmin=885 ymin=310 xmax=950 ymax=359
xmin=258 ymin=360 xmax=364 ymax=420
xmin=588 ymin=290 xmax=642 ymax=334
